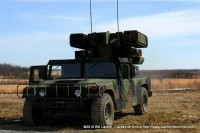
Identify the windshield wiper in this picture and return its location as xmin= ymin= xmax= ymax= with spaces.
xmin=89 ymin=63 xmax=98 ymax=70
xmin=52 ymin=65 xmax=60 ymax=71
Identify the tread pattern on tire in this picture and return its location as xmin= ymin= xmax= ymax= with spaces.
xmin=134 ymin=87 xmax=148 ymax=115
xmin=23 ymin=99 xmax=36 ymax=126
xmin=91 ymin=95 xmax=103 ymax=125
xmin=91 ymin=93 xmax=114 ymax=126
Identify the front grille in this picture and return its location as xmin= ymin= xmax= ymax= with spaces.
xmin=36 ymin=84 xmax=89 ymax=98
xmin=47 ymin=85 xmax=79 ymax=98
xmin=19 ymin=83 xmax=100 ymax=99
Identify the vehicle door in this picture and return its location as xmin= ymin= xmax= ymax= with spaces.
xmin=120 ymin=64 xmax=133 ymax=108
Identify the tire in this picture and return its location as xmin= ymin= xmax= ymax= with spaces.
xmin=91 ymin=93 xmax=114 ymax=126
xmin=23 ymin=99 xmax=45 ymax=126
xmin=134 ymin=87 xmax=149 ymax=115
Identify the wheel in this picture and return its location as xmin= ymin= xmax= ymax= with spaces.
xmin=134 ymin=87 xmax=149 ymax=115
xmin=23 ymin=99 xmax=46 ymax=126
xmin=91 ymin=93 xmax=114 ymax=126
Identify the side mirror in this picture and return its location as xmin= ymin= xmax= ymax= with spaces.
xmin=132 ymin=65 xmax=139 ymax=76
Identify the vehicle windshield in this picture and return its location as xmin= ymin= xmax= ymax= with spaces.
xmin=50 ymin=62 xmax=117 ymax=79
xmin=85 ymin=63 xmax=117 ymax=78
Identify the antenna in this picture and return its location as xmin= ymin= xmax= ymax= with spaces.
xmin=90 ymin=0 xmax=119 ymax=35
xmin=117 ymin=0 xmax=120 ymax=37
xmin=90 ymin=0 xmax=93 ymax=33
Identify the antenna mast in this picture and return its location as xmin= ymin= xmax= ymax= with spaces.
xmin=90 ymin=0 xmax=93 ymax=33
xmin=117 ymin=0 xmax=120 ymax=37
xmin=90 ymin=0 xmax=119 ymax=34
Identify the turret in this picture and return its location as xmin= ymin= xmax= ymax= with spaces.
xmin=70 ymin=30 xmax=148 ymax=65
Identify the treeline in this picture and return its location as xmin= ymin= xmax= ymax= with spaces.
xmin=1 ymin=63 xmax=200 ymax=79
xmin=139 ymin=69 xmax=200 ymax=79
xmin=0 ymin=63 xmax=29 ymax=79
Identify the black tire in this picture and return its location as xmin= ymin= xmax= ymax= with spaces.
xmin=134 ymin=87 xmax=149 ymax=115
xmin=23 ymin=99 xmax=45 ymax=126
xmin=91 ymin=93 xmax=114 ymax=126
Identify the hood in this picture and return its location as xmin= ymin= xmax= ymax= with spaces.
xmin=77 ymin=79 xmax=116 ymax=89
xmin=39 ymin=79 xmax=83 ymax=85
xmin=38 ymin=78 xmax=116 ymax=90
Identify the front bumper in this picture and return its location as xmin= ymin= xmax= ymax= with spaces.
xmin=36 ymin=99 xmax=85 ymax=109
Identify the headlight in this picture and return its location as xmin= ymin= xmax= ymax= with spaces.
xmin=39 ymin=90 xmax=46 ymax=97
xmin=75 ymin=90 xmax=81 ymax=97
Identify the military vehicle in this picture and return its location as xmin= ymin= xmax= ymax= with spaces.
xmin=17 ymin=30 xmax=152 ymax=126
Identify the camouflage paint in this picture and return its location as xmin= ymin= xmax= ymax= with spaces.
xmin=115 ymin=77 xmax=150 ymax=111
xmin=77 ymin=77 xmax=150 ymax=111
xmin=20 ymin=29 xmax=152 ymax=127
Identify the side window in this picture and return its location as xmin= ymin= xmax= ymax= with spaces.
xmin=29 ymin=66 xmax=47 ymax=83
xmin=33 ymin=69 xmax=39 ymax=81
xmin=121 ymin=64 xmax=130 ymax=79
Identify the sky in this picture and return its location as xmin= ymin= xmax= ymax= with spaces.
xmin=0 ymin=0 xmax=200 ymax=70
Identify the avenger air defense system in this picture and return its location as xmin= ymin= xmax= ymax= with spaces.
xmin=17 ymin=30 xmax=152 ymax=126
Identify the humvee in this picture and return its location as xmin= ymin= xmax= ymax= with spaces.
xmin=17 ymin=30 xmax=152 ymax=126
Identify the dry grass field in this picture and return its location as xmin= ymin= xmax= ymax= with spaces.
xmin=152 ymin=78 xmax=200 ymax=90
xmin=0 ymin=79 xmax=28 ymax=94
xmin=0 ymin=79 xmax=27 ymax=84
xmin=0 ymin=78 xmax=199 ymax=132
xmin=1 ymin=78 xmax=200 ymax=94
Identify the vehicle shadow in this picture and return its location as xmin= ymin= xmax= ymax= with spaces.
xmin=0 ymin=112 xmax=136 ymax=132
xmin=114 ymin=112 xmax=137 ymax=121
xmin=0 ymin=115 xmax=89 ymax=132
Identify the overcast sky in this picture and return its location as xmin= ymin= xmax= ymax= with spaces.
xmin=0 ymin=0 xmax=200 ymax=70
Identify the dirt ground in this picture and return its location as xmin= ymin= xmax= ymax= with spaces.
xmin=0 ymin=90 xmax=199 ymax=133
